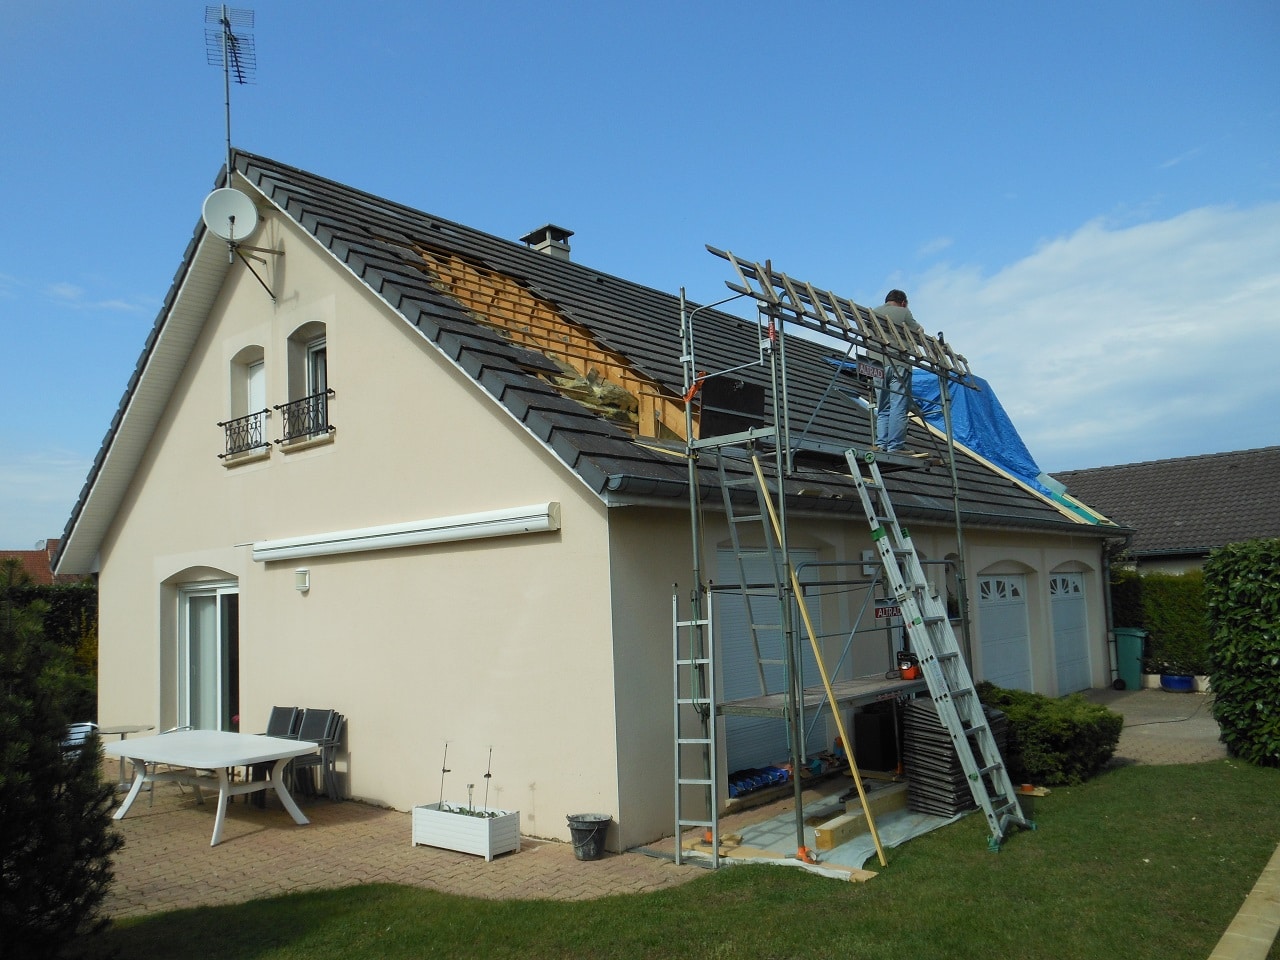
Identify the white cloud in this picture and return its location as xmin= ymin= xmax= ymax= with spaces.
xmin=917 ymin=235 xmax=953 ymax=258
xmin=45 ymin=280 xmax=150 ymax=313
xmin=916 ymin=203 xmax=1280 ymax=470
xmin=1159 ymin=144 xmax=1207 ymax=169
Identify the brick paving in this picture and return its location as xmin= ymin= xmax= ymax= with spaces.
xmin=101 ymin=792 xmax=703 ymax=919
xmin=1080 ymin=686 xmax=1229 ymax=766
xmin=101 ymin=688 xmax=1234 ymax=921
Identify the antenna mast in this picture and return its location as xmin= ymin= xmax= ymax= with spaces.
xmin=205 ymin=5 xmax=256 ymax=184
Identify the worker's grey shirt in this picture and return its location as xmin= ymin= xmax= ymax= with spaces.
xmin=870 ymin=303 xmax=922 ymax=369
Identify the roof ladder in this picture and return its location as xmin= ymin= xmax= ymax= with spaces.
xmin=846 ymin=448 xmax=1035 ymax=850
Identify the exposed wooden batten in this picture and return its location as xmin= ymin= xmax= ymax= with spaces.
xmin=412 ymin=245 xmax=688 ymax=440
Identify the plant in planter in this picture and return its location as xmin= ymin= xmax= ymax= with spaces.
xmin=412 ymin=746 xmax=520 ymax=861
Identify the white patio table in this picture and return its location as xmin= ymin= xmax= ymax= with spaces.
xmin=105 ymin=730 xmax=319 ymax=846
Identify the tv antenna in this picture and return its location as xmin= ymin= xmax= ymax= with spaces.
xmin=205 ymin=5 xmax=256 ymax=183
xmin=201 ymin=5 xmax=278 ymax=302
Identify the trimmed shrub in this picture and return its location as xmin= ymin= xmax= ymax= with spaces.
xmin=977 ymin=682 xmax=1123 ymax=785
xmin=1204 ymin=538 xmax=1280 ymax=768
xmin=1140 ymin=570 xmax=1210 ymax=675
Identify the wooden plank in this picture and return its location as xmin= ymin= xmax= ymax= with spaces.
xmin=814 ymin=783 xmax=909 ymax=850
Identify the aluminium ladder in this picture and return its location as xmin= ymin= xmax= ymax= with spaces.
xmin=716 ymin=451 xmax=791 ymax=698
xmin=845 ymin=449 xmax=1033 ymax=849
xmin=673 ymin=586 xmax=720 ymax=867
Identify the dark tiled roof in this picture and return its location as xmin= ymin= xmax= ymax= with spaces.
xmin=1055 ymin=447 xmax=1280 ymax=557
xmin=55 ymin=151 xmax=1112 ymax=573
xmin=235 ymin=152 xmax=1104 ymax=535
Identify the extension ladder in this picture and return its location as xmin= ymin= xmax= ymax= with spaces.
xmin=845 ymin=449 xmax=1033 ymax=849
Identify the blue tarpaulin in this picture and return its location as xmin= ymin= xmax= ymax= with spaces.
xmin=910 ymin=371 xmax=1049 ymax=494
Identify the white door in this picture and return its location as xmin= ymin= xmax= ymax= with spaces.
xmin=178 ymin=583 xmax=240 ymax=731
xmin=1051 ymin=573 xmax=1091 ymax=694
xmin=717 ymin=549 xmax=821 ymax=772
xmin=977 ymin=574 xmax=1033 ymax=692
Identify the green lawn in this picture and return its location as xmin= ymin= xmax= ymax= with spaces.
xmin=85 ymin=760 xmax=1280 ymax=960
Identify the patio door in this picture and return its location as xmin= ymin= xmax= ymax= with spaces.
xmin=178 ymin=583 xmax=240 ymax=731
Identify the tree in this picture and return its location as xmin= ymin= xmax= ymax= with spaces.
xmin=1 ymin=560 xmax=123 ymax=958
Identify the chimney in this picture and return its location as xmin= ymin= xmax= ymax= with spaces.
xmin=520 ymin=224 xmax=573 ymax=261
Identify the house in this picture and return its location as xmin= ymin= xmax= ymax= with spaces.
xmin=55 ymin=152 xmax=1121 ymax=849
xmin=1056 ymin=447 xmax=1280 ymax=574
xmin=0 ymin=538 xmax=81 ymax=586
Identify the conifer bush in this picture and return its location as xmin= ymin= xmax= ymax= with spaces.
xmin=1204 ymin=538 xmax=1280 ymax=767
xmin=1 ymin=568 xmax=122 ymax=959
xmin=976 ymin=682 xmax=1123 ymax=785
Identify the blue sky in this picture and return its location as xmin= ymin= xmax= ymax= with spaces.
xmin=1 ymin=1 xmax=1277 ymax=548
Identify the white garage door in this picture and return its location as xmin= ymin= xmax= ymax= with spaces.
xmin=717 ymin=549 xmax=821 ymax=772
xmin=1051 ymin=573 xmax=1091 ymax=694
xmin=977 ymin=574 xmax=1033 ymax=692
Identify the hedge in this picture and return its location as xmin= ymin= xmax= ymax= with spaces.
xmin=1140 ymin=570 xmax=1210 ymax=675
xmin=1204 ymin=538 xmax=1280 ymax=767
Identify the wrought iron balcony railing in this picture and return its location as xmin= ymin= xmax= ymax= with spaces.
xmin=273 ymin=388 xmax=335 ymax=444
xmin=217 ymin=409 xmax=271 ymax=459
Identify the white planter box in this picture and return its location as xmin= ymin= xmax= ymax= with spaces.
xmin=412 ymin=802 xmax=520 ymax=861
xmin=1141 ymin=673 xmax=1162 ymax=690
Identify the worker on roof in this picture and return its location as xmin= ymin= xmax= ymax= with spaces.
xmin=872 ymin=289 xmax=923 ymax=454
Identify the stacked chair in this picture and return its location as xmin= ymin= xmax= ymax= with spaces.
xmin=250 ymin=706 xmax=346 ymax=804
xmin=287 ymin=708 xmax=345 ymax=800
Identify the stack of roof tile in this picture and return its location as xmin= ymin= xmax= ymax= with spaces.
xmin=902 ymin=698 xmax=1008 ymax=818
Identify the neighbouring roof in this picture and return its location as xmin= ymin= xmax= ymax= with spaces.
xmin=1055 ymin=447 xmax=1280 ymax=559
xmin=56 ymin=151 xmax=1119 ymax=573
xmin=1 ymin=539 xmax=82 ymax=585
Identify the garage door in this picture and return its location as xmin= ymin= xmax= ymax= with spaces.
xmin=977 ymin=574 xmax=1033 ymax=692
xmin=1051 ymin=573 xmax=1091 ymax=694
xmin=717 ymin=549 xmax=821 ymax=772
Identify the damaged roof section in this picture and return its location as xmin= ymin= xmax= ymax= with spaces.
xmin=410 ymin=242 xmax=688 ymax=440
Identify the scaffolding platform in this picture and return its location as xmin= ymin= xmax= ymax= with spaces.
xmin=719 ymin=673 xmax=927 ymax=719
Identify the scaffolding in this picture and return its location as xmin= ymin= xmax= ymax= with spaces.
xmin=673 ymin=250 xmax=1001 ymax=867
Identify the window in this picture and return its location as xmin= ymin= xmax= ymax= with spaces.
xmin=278 ymin=324 xmax=333 ymax=443
xmin=219 ymin=346 xmax=270 ymax=458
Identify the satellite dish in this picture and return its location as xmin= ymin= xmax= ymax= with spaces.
xmin=202 ymin=187 xmax=260 ymax=243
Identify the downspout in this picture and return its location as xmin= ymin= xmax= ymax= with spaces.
xmin=1101 ymin=532 xmax=1135 ymax=688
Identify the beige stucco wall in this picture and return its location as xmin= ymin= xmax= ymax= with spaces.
xmin=95 ymin=205 xmax=620 ymax=843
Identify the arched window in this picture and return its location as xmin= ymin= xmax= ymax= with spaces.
xmin=278 ymin=321 xmax=333 ymax=443
xmin=219 ymin=345 xmax=269 ymax=458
